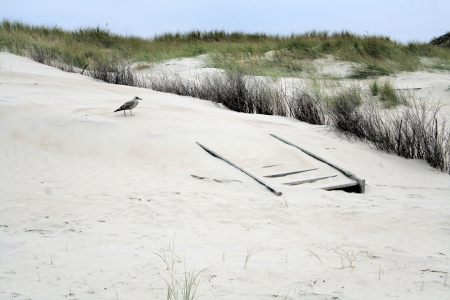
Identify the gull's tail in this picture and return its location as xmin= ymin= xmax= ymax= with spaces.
xmin=114 ymin=108 xmax=121 ymax=112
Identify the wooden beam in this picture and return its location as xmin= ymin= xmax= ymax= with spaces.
xmin=196 ymin=142 xmax=282 ymax=196
xmin=270 ymin=134 xmax=365 ymax=193
xmin=264 ymin=168 xmax=318 ymax=178
xmin=318 ymin=181 xmax=359 ymax=191
xmin=283 ymin=175 xmax=337 ymax=186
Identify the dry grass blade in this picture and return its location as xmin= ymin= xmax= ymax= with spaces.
xmin=308 ymin=249 xmax=323 ymax=264
xmin=153 ymin=235 xmax=176 ymax=270
xmin=244 ymin=243 xmax=264 ymax=268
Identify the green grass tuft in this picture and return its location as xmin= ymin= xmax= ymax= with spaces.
xmin=369 ymin=79 xmax=405 ymax=108
xmin=369 ymin=80 xmax=380 ymax=96
xmin=378 ymin=79 xmax=402 ymax=107
xmin=330 ymin=87 xmax=362 ymax=113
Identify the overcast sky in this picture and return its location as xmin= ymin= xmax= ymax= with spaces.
xmin=2 ymin=0 xmax=448 ymax=43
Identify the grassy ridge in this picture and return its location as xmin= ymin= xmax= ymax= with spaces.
xmin=1 ymin=20 xmax=450 ymax=78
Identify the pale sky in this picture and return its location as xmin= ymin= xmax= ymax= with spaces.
xmin=2 ymin=0 xmax=448 ymax=43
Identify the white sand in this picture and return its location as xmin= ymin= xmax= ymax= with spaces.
xmin=1 ymin=52 xmax=450 ymax=299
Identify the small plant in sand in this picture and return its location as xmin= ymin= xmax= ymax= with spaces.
xmin=369 ymin=78 xmax=405 ymax=107
xmin=154 ymin=235 xmax=177 ymax=270
xmin=378 ymin=79 xmax=404 ymax=108
xmin=155 ymin=236 xmax=206 ymax=300
xmin=161 ymin=266 xmax=206 ymax=300
xmin=244 ymin=243 xmax=264 ymax=268
xmin=369 ymin=79 xmax=380 ymax=96
xmin=328 ymin=248 xmax=368 ymax=272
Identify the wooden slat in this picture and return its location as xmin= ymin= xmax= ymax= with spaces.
xmin=283 ymin=175 xmax=337 ymax=186
xmin=262 ymin=164 xmax=284 ymax=168
xmin=264 ymin=168 xmax=318 ymax=178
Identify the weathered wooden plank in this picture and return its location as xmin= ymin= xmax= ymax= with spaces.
xmin=196 ymin=142 xmax=282 ymax=196
xmin=264 ymin=168 xmax=318 ymax=178
xmin=283 ymin=175 xmax=337 ymax=186
xmin=318 ymin=181 xmax=359 ymax=191
xmin=262 ymin=164 xmax=284 ymax=168
xmin=270 ymin=134 xmax=365 ymax=193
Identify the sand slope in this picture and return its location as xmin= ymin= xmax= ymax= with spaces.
xmin=0 ymin=52 xmax=449 ymax=299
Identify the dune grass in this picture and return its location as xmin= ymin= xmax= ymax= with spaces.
xmin=329 ymin=93 xmax=450 ymax=172
xmin=328 ymin=248 xmax=369 ymax=272
xmin=369 ymin=79 xmax=406 ymax=107
xmin=369 ymin=80 xmax=381 ymax=96
xmin=154 ymin=236 xmax=205 ymax=300
xmin=378 ymin=80 xmax=404 ymax=108
xmin=2 ymin=19 xmax=450 ymax=78
xmin=162 ymin=266 xmax=205 ymax=300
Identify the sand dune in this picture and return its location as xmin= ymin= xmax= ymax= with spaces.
xmin=1 ymin=52 xmax=449 ymax=299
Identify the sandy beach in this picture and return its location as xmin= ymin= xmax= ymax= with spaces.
xmin=1 ymin=52 xmax=449 ymax=299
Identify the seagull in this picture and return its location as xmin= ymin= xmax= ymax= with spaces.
xmin=114 ymin=96 xmax=142 ymax=116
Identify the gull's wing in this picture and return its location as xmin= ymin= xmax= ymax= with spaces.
xmin=114 ymin=100 xmax=136 ymax=113
xmin=119 ymin=100 xmax=135 ymax=110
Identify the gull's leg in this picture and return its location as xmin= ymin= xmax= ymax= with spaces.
xmin=124 ymin=110 xmax=126 ymax=116
xmin=130 ymin=109 xmax=134 ymax=116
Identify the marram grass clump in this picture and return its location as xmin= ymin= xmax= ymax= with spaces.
xmin=369 ymin=79 xmax=406 ymax=107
